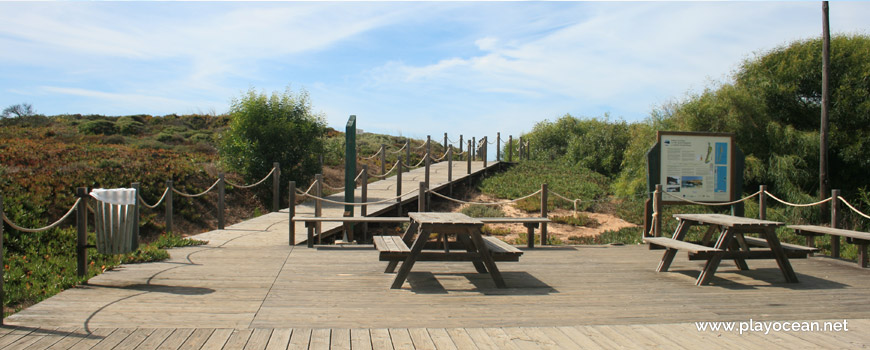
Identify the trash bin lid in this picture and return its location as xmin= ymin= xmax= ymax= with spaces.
xmin=89 ymin=188 xmax=136 ymax=205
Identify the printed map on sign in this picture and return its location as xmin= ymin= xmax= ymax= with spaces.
xmin=660 ymin=134 xmax=731 ymax=202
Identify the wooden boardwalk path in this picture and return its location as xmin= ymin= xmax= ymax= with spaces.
xmin=290 ymin=160 xmax=498 ymax=245
xmin=6 ymin=209 xmax=870 ymax=348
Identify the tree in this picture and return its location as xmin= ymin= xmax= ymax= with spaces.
xmin=219 ymin=87 xmax=326 ymax=203
xmin=2 ymin=103 xmax=35 ymax=118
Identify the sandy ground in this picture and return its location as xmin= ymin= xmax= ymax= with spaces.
xmin=432 ymin=191 xmax=637 ymax=244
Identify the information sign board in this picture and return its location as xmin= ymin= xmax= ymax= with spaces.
xmin=657 ymin=132 xmax=734 ymax=202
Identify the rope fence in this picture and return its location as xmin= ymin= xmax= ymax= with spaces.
xmin=763 ymin=191 xmax=833 ymax=208
xmin=429 ymin=189 xmax=543 ymax=206
xmin=662 ymin=190 xmax=762 ymax=206
xmin=1 ymin=198 xmax=81 ymax=233
xmin=370 ymin=161 xmax=400 ymax=179
xmin=139 ymin=187 xmax=170 ymax=209
xmin=172 ymin=179 xmax=221 ymax=198
xmin=299 ymin=188 xmax=419 ymax=206
xmin=388 ymin=143 xmax=408 ymax=154
xmin=225 ymin=167 xmax=276 ymax=189
xmin=838 ymin=196 xmax=870 ymax=220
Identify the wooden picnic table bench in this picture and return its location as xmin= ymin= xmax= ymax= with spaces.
xmin=292 ymin=216 xmax=549 ymax=248
xmin=789 ymin=225 xmax=870 ymax=267
xmin=377 ymin=212 xmax=523 ymax=289
xmin=644 ymin=213 xmax=814 ymax=286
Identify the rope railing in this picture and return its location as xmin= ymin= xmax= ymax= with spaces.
xmin=405 ymin=153 xmax=429 ymax=169
xmin=838 ymin=196 xmax=870 ymax=220
xmin=388 ymin=143 xmax=408 ymax=154
xmin=172 ymin=178 xmax=221 ymax=198
xmin=299 ymin=189 xmax=419 ymax=206
xmin=431 ymin=151 xmax=448 ymax=162
xmin=412 ymin=142 xmax=426 ymax=150
xmin=2 ymin=198 xmax=81 ymax=233
xmin=360 ymin=147 xmax=382 ymax=161
xmin=370 ymin=161 xmax=400 ymax=179
xmin=429 ymin=189 xmax=543 ymax=206
xmin=354 ymin=169 xmax=367 ymax=182
xmin=225 ymin=167 xmax=276 ymax=189
xmin=321 ymin=181 xmax=344 ymax=191
xmin=296 ymin=182 xmax=319 ymax=197
xmin=139 ymin=187 xmax=170 ymax=209
xmin=662 ymin=190 xmax=762 ymax=206
xmin=763 ymin=191 xmax=833 ymax=208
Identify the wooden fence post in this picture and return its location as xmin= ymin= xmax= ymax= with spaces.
xmin=448 ymin=146 xmax=453 ymax=196
xmin=526 ymin=140 xmax=531 ymax=160
xmin=132 ymin=182 xmax=140 ymax=250
xmin=273 ymin=162 xmax=280 ymax=212
xmin=831 ymin=188 xmax=840 ymax=258
xmin=315 ymin=174 xmax=323 ymax=242
xmin=405 ymin=139 xmax=411 ymax=172
xmin=483 ymin=136 xmax=488 ymax=168
xmin=519 ymin=137 xmax=524 ymax=161
xmin=419 ymin=182 xmax=427 ymax=213
xmin=472 ymin=137 xmax=476 ymax=160
xmin=76 ymin=187 xmax=88 ymax=278
xmin=397 ymin=156 xmax=403 ymax=217
xmin=361 ymin=165 xmax=369 ymax=240
xmin=218 ymin=174 xmax=225 ymax=230
xmin=508 ymin=135 xmax=513 ymax=162
xmin=166 ymin=179 xmax=173 ymax=234
xmin=289 ymin=181 xmax=295 ymax=246
xmin=758 ymin=185 xmax=767 ymax=220
xmin=541 ymin=183 xmax=548 ymax=246
xmin=654 ymin=184 xmax=663 ymax=237
xmin=466 ymin=140 xmax=472 ymax=175
xmin=497 ymin=132 xmax=501 ymax=162
xmin=380 ymin=144 xmax=386 ymax=176
xmin=443 ymin=132 xmax=448 ymax=151
xmin=423 ymin=136 xmax=432 ymax=188
xmin=459 ymin=135 xmax=463 ymax=155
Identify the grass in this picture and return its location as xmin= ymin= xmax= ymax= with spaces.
xmin=460 ymin=204 xmax=504 ymax=218
xmin=551 ymin=212 xmax=599 ymax=228
xmin=566 ymin=227 xmax=644 ymax=245
xmin=511 ymin=232 xmax=562 ymax=246
xmin=479 ymin=160 xmax=609 ymax=212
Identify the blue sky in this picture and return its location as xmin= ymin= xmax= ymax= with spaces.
xmin=1 ymin=2 xmax=869 ymax=141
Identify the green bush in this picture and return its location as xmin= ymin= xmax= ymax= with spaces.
xmin=460 ymin=204 xmax=505 ymax=218
xmin=100 ymin=135 xmax=126 ymax=145
xmin=219 ymin=87 xmax=326 ymax=205
xmin=156 ymin=132 xmax=183 ymax=144
xmin=117 ymin=117 xmax=144 ymax=135
xmin=78 ymin=120 xmax=118 ymax=135
xmin=552 ymin=213 xmax=599 ymax=228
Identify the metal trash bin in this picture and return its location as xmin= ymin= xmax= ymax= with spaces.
xmin=89 ymin=188 xmax=138 ymax=254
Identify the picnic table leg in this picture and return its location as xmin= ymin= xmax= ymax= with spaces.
xmin=386 ymin=222 xmax=420 ymax=273
xmin=761 ymin=227 xmax=799 ymax=283
xmin=391 ymin=226 xmax=428 ymax=289
xmin=697 ymin=228 xmax=736 ymax=286
xmin=657 ymin=220 xmax=692 ymax=272
xmin=857 ymin=241 xmax=868 ymax=268
xmin=730 ymin=232 xmax=750 ymax=270
xmin=306 ymin=222 xmax=315 ymax=248
xmin=457 ymin=233 xmax=487 ymax=273
xmin=525 ymin=223 xmax=536 ymax=249
xmin=469 ymin=227 xmax=506 ymax=288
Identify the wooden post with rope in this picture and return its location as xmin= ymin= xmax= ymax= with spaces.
xmin=166 ymin=179 xmax=173 ymax=234
xmin=272 ymin=162 xmax=280 ymax=212
xmin=76 ymin=187 xmax=88 ymax=278
xmin=361 ymin=165 xmax=368 ymax=241
xmin=508 ymin=135 xmax=513 ymax=162
xmin=831 ymin=188 xmax=840 ymax=258
xmin=289 ymin=181 xmax=295 ymax=246
xmin=541 ymin=183 xmax=548 ymax=245
xmin=218 ymin=174 xmax=225 ymax=230
xmin=397 ymin=156 xmax=403 ymax=217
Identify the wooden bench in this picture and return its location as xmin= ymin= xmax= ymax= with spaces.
xmin=373 ymin=235 xmax=523 ymax=262
xmin=293 ymin=216 xmax=550 ymax=248
xmin=789 ymin=225 xmax=870 ymax=267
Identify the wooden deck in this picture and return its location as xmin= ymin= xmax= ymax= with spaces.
xmin=5 ymin=211 xmax=870 ymax=348
xmin=289 ymin=160 xmax=498 ymax=245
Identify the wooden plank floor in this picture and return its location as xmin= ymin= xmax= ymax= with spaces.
xmin=3 ymin=321 xmax=868 ymax=349
xmin=6 ymin=206 xmax=870 ymax=348
xmin=287 ymin=159 xmax=497 ymax=245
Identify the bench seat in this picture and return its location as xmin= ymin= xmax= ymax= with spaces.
xmin=373 ymin=235 xmax=523 ymax=262
xmin=643 ymin=237 xmax=722 ymax=254
xmin=788 ymin=225 xmax=870 ymax=267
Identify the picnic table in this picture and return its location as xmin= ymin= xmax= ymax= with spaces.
xmin=644 ymin=214 xmax=816 ymax=286
xmin=376 ymin=212 xmax=520 ymax=289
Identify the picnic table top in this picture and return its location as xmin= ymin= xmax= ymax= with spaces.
xmin=408 ymin=212 xmax=483 ymax=225
xmin=673 ymin=213 xmax=784 ymax=228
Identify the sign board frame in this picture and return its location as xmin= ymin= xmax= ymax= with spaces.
xmin=654 ymin=131 xmax=737 ymax=204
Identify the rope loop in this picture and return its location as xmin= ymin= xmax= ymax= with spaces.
xmin=173 ymin=178 xmax=221 ymax=198
xmin=225 ymin=167 xmax=276 ymax=189
xmin=2 ymin=198 xmax=81 ymax=233
xmin=763 ymin=191 xmax=832 ymax=208
xmin=139 ymin=187 xmax=170 ymax=209
xmin=429 ymin=189 xmax=542 ymax=206
xmin=838 ymin=196 xmax=870 ymax=220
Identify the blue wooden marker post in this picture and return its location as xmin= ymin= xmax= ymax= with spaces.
xmin=345 ymin=116 xmax=357 ymax=226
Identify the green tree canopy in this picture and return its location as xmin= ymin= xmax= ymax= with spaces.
xmin=219 ymin=87 xmax=326 ymax=199
xmin=614 ymin=34 xmax=870 ymax=203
